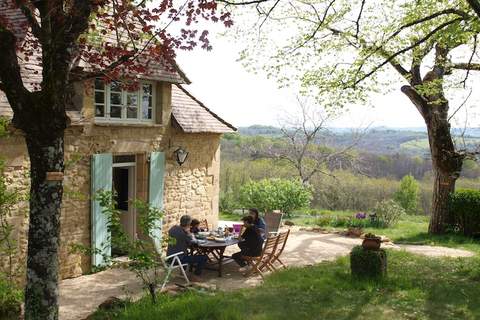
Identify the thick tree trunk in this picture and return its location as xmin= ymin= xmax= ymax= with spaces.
xmin=429 ymin=169 xmax=456 ymax=233
xmin=24 ymin=133 xmax=64 ymax=320
xmin=402 ymin=83 xmax=463 ymax=234
xmin=424 ymin=110 xmax=463 ymax=234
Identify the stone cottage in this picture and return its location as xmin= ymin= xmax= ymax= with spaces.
xmin=0 ymin=10 xmax=235 ymax=279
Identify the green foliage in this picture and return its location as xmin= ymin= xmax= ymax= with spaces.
xmin=0 ymin=117 xmax=8 ymax=138
xmin=73 ymin=190 xmax=166 ymax=304
xmin=373 ymin=199 xmax=405 ymax=227
xmin=350 ymin=246 xmax=387 ymax=279
xmin=219 ymin=190 xmax=239 ymax=214
xmin=239 ymin=178 xmax=312 ymax=217
xmin=0 ymin=278 xmax=22 ymax=320
xmin=449 ymin=189 xmax=480 ymax=236
xmin=394 ymin=175 xmax=419 ymax=214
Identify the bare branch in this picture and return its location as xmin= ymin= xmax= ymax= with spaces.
xmin=355 ymin=0 xmax=366 ymax=39
xmin=216 ymin=0 xmax=271 ymax=5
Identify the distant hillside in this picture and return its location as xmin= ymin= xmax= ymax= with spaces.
xmin=235 ymin=125 xmax=480 ymax=155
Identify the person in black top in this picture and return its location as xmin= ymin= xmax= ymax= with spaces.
xmin=190 ymin=218 xmax=201 ymax=234
xmin=232 ymin=215 xmax=264 ymax=271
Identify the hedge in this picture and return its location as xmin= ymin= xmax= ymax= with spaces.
xmin=449 ymin=189 xmax=480 ymax=236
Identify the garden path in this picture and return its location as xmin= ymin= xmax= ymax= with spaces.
xmin=59 ymin=226 xmax=474 ymax=320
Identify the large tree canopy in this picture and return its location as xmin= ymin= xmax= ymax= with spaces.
xmin=231 ymin=0 xmax=480 ymax=233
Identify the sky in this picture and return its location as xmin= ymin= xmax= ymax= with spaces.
xmin=176 ymin=32 xmax=480 ymax=130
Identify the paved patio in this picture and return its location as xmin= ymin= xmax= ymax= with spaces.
xmin=59 ymin=227 xmax=474 ymax=320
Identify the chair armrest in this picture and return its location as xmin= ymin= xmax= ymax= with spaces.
xmin=165 ymin=251 xmax=184 ymax=260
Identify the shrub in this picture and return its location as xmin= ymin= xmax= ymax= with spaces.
xmin=219 ymin=190 xmax=238 ymax=214
xmin=239 ymin=179 xmax=312 ymax=217
xmin=0 ymin=278 xmax=22 ymax=319
xmin=350 ymin=245 xmax=387 ymax=279
xmin=373 ymin=199 xmax=405 ymax=227
xmin=329 ymin=216 xmax=350 ymax=227
xmin=449 ymin=189 xmax=480 ymax=236
xmin=314 ymin=216 xmax=332 ymax=227
xmin=394 ymin=175 xmax=419 ymax=214
xmin=346 ymin=218 xmax=370 ymax=229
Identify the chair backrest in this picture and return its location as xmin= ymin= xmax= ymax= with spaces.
xmin=261 ymin=234 xmax=279 ymax=257
xmin=264 ymin=211 xmax=283 ymax=234
xmin=199 ymin=219 xmax=209 ymax=231
xmin=275 ymin=229 xmax=290 ymax=256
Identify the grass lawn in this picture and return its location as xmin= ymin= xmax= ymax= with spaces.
xmin=91 ymin=250 xmax=480 ymax=320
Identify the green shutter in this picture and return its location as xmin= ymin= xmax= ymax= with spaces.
xmin=91 ymin=153 xmax=112 ymax=267
xmin=149 ymin=152 xmax=165 ymax=253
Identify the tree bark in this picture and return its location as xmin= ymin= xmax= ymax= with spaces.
xmin=24 ymin=133 xmax=64 ymax=320
xmin=402 ymin=84 xmax=463 ymax=234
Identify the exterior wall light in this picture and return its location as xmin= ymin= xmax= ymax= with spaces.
xmin=174 ymin=147 xmax=189 ymax=166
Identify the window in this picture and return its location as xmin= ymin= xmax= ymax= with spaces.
xmin=94 ymin=79 xmax=155 ymax=122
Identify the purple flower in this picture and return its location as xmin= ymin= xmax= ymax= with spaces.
xmin=355 ymin=212 xmax=366 ymax=219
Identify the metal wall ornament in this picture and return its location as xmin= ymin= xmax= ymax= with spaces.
xmin=173 ymin=147 xmax=189 ymax=166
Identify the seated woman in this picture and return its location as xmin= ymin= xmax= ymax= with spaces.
xmin=249 ymin=208 xmax=267 ymax=239
xmin=232 ymin=215 xmax=264 ymax=272
xmin=190 ymin=218 xmax=201 ymax=234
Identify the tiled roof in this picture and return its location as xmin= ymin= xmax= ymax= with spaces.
xmin=171 ymin=84 xmax=236 ymax=134
xmin=0 ymin=2 xmax=188 ymax=117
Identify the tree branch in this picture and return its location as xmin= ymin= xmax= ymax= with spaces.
xmin=452 ymin=62 xmax=480 ymax=70
xmin=14 ymin=0 xmax=42 ymax=40
xmin=352 ymin=17 xmax=463 ymax=87
xmin=467 ymin=0 xmax=480 ymax=18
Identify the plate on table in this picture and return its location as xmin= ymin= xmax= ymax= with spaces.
xmin=214 ymin=237 xmax=226 ymax=242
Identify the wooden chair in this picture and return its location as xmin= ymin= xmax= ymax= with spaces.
xmin=268 ymin=229 xmax=290 ymax=270
xmin=243 ymin=234 xmax=279 ymax=279
xmin=264 ymin=211 xmax=283 ymax=236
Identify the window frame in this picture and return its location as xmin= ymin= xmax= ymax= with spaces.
xmin=94 ymin=79 xmax=156 ymax=124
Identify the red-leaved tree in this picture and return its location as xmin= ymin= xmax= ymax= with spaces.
xmin=0 ymin=1 xmax=231 ymax=318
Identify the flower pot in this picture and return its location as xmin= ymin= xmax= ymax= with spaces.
xmin=362 ymin=238 xmax=381 ymax=250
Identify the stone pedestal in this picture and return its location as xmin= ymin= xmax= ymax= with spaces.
xmin=350 ymin=245 xmax=387 ymax=278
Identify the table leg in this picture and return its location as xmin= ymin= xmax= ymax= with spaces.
xmin=218 ymin=247 xmax=226 ymax=277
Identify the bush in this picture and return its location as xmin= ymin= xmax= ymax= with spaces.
xmin=239 ymin=179 xmax=312 ymax=217
xmin=394 ymin=175 xmax=419 ymax=214
xmin=350 ymin=246 xmax=387 ymax=279
xmin=314 ymin=216 xmax=332 ymax=226
xmin=0 ymin=278 xmax=22 ymax=319
xmin=219 ymin=191 xmax=238 ymax=214
xmin=449 ymin=189 xmax=480 ymax=236
xmin=373 ymin=199 xmax=405 ymax=227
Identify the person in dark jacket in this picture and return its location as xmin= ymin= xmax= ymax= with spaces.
xmin=190 ymin=218 xmax=201 ymax=234
xmin=232 ymin=215 xmax=264 ymax=272
xmin=166 ymin=215 xmax=207 ymax=276
xmin=249 ymin=208 xmax=266 ymax=239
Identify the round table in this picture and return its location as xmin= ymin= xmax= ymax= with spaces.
xmin=194 ymin=238 xmax=240 ymax=277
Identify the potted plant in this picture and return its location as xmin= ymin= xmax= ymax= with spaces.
xmin=362 ymin=233 xmax=381 ymax=250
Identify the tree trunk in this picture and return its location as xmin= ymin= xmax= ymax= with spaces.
xmin=429 ymin=169 xmax=456 ymax=233
xmin=24 ymin=133 xmax=64 ymax=320
xmin=424 ymin=108 xmax=463 ymax=234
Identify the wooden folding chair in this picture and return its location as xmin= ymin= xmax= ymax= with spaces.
xmin=264 ymin=211 xmax=283 ymax=236
xmin=268 ymin=229 xmax=290 ymax=270
xmin=243 ymin=234 xmax=280 ymax=279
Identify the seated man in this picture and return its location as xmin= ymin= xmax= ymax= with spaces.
xmin=166 ymin=215 xmax=207 ymax=278
xmin=232 ymin=215 xmax=264 ymax=272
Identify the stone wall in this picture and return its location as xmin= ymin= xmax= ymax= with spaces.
xmin=0 ymin=82 xmax=223 ymax=280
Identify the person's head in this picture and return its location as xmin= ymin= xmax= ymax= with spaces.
xmin=180 ymin=215 xmax=192 ymax=230
xmin=190 ymin=219 xmax=200 ymax=228
xmin=249 ymin=208 xmax=259 ymax=221
xmin=242 ymin=215 xmax=254 ymax=227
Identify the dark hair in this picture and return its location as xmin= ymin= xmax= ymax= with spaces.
xmin=180 ymin=215 xmax=192 ymax=227
xmin=190 ymin=219 xmax=200 ymax=227
xmin=249 ymin=208 xmax=259 ymax=221
xmin=242 ymin=215 xmax=254 ymax=224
